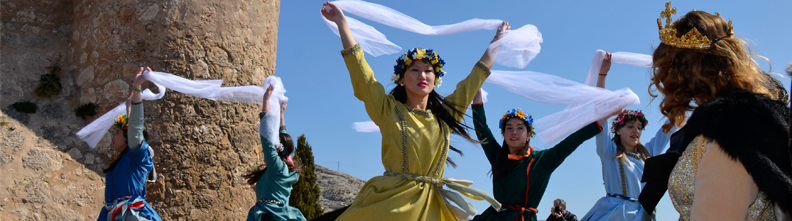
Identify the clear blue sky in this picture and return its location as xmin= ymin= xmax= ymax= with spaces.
xmin=275 ymin=1 xmax=792 ymax=220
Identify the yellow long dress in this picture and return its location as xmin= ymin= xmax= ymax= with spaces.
xmin=336 ymin=44 xmax=491 ymax=221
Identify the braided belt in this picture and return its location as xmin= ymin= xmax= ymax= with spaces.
xmin=607 ymin=193 xmax=638 ymax=202
xmin=383 ymin=171 xmax=501 ymax=219
xmin=256 ymin=198 xmax=283 ymax=205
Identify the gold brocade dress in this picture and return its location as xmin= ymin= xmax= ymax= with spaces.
xmin=336 ymin=44 xmax=494 ymax=221
xmin=668 ymin=136 xmax=776 ymax=221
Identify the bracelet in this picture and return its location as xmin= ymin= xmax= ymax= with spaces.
xmin=598 ymin=73 xmax=607 ymax=76
xmin=279 ymin=125 xmax=287 ymax=131
xmin=133 ymin=88 xmax=141 ymax=92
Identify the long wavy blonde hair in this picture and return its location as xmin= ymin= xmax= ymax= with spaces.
xmin=650 ymin=10 xmax=772 ymax=133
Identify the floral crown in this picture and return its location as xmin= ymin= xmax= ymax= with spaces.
xmin=392 ymin=48 xmax=447 ymax=87
xmin=498 ymin=108 xmax=535 ymax=138
xmin=611 ymin=110 xmax=648 ymax=133
xmin=114 ymin=114 xmax=129 ymax=131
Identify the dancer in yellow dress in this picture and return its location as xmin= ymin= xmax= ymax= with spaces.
xmin=320 ymin=2 xmax=505 ymax=220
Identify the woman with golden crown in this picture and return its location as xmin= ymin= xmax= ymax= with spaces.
xmin=638 ymin=2 xmax=792 ymax=220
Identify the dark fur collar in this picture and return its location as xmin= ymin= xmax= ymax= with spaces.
xmin=640 ymin=89 xmax=792 ymax=214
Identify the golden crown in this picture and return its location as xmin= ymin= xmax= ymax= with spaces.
xmin=657 ymin=2 xmax=733 ymax=50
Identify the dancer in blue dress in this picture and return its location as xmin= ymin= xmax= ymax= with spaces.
xmin=97 ymin=67 xmax=161 ymax=221
xmin=581 ymin=54 xmax=676 ymax=221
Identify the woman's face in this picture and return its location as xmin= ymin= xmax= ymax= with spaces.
xmin=616 ymin=119 xmax=643 ymax=149
xmin=399 ymin=60 xmax=435 ymax=98
xmin=502 ymin=118 xmax=531 ymax=151
xmin=111 ymin=127 xmax=127 ymax=153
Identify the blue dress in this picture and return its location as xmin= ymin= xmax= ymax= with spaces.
xmin=246 ymin=112 xmax=306 ymax=221
xmin=580 ymin=120 xmax=676 ymax=221
xmin=97 ymin=103 xmax=161 ymax=221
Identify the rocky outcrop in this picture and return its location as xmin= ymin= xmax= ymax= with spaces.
xmin=315 ymin=165 xmax=367 ymax=212
xmin=0 ymin=114 xmax=105 ymax=220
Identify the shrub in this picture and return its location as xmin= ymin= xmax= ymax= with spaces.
xmin=10 ymin=100 xmax=37 ymax=113
xmin=75 ymin=102 xmax=98 ymax=119
xmin=33 ymin=65 xmax=62 ymax=97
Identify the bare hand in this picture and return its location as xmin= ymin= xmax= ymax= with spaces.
xmin=125 ymin=92 xmax=133 ymax=116
xmin=321 ymin=2 xmax=345 ymax=23
xmin=599 ymin=52 xmax=612 ymax=75
xmin=495 ymin=21 xmax=510 ymax=39
xmin=262 ymin=85 xmax=274 ymax=112
xmin=133 ymin=67 xmax=149 ymax=89
xmin=280 ymin=100 xmax=288 ymax=113
xmin=472 ymin=89 xmax=483 ymax=105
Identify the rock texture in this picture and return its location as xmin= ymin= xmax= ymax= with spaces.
xmin=315 ymin=165 xmax=367 ymax=213
xmin=2 ymin=0 xmax=368 ymax=220
xmin=0 ymin=114 xmax=105 ymax=220
xmin=2 ymin=0 xmax=286 ymax=220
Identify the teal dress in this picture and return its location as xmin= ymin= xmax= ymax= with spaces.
xmin=471 ymin=104 xmax=601 ymax=221
xmin=246 ymin=112 xmax=306 ymax=221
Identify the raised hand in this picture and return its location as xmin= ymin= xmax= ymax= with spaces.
xmin=262 ymin=85 xmax=274 ymax=112
xmin=280 ymin=100 xmax=288 ymax=114
xmin=495 ymin=21 xmax=510 ymax=40
xmin=133 ymin=67 xmax=149 ymax=89
xmin=321 ymin=2 xmax=345 ymax=24
xmin=599 ymin=52 xmax=612 ymax=75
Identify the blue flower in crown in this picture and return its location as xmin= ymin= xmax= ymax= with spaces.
xmin=498 ymin=108 xmax=536 ymax=138
xmin=392 ymin=48 xmax=447 ymax=87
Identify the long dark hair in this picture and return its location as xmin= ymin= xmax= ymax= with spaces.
xmin=389 ymin=84 xmax=478 ymax=167
xmin=244 ymin=133 xmax=301 ymax=186
xmin=103 ymin=129 xmax=151 ymax=176
xmin=491 ymin=128 xmax=534 ymax=178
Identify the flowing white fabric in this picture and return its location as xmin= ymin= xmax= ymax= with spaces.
xmin=352 ymin=88 xmax=489 ymax=133
xmin=583 ymin=50 xmax=653 ymax=86
xmin=258 ymin=76 xmax=288 ymax=142
xmin=76 ymin=80 xmax=166 ymax=148
xmin=143 ymin=71 xmax=222 ymax=99
xmin=77 ymin=71 xmax=290 ymax=148
xmin=323 ymin=0 xmax=543 ymax=68
xmin=485 ymin=70 xmax=640 ymax=147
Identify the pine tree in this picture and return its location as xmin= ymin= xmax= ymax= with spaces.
xmin=289 ymin=134 xmax=323 ymax=219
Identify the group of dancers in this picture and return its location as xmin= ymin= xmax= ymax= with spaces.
xmin=94 ymin=1 xmax=792 ymax=221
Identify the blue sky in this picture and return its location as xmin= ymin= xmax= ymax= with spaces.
xmin=275 ymin=1 xmax=792 ymax=220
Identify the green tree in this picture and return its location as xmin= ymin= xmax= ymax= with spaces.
xmin=289 ymin=134 xmax=323 ymax=219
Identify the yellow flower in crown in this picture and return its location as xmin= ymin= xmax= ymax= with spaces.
xmin=392 ymin=48 xmax=447 ymax=87
xmin=499 ymin=108 xmax=536 ymax=138
xmin=114 ymin=114 xmax=129 ymax=130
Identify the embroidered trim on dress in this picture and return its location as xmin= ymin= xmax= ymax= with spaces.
xmin=340 ymin=44 xmax=362 ymax=57
xmin=404 ymin=105 xmax=432 ymax=118
xmin=618 ymin=157 xmax=629 ymax=197
xmin=432 ymin=125 xmax=449 ymax=176
xmin=395 ymin=107 xmax=409 ymax=173
xmin=474 ymin=61 xmax=492 ymax=76
xmin=624 ymin=152 xmax=643 ymax=161
xmin=256 ymin=198 xmax=283 ymax=205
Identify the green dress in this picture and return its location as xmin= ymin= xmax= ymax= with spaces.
xmin=246 ymin=112 xmax=306 ymax=221
xmin=471 ymin=104 xmax=601 ymax=221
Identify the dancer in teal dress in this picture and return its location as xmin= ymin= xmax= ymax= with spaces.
xmin=97 ymin=67 xmax=161 ymax=221
xmin=243 ymin=84 xmax=306 ymax=221
xmin=471 ymin=90 xmax=616 ymax=221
